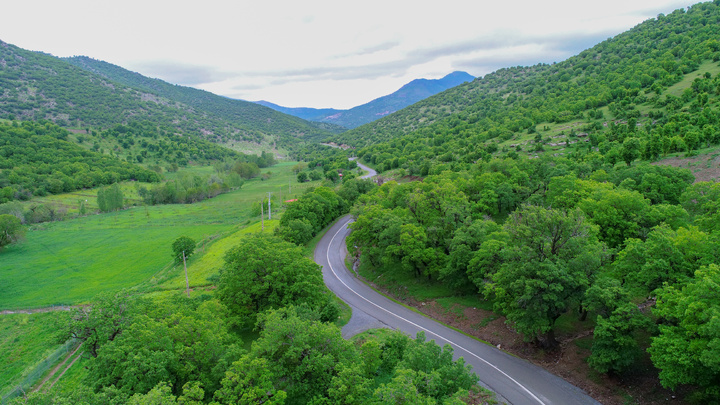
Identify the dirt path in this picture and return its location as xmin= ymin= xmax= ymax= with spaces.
xmin=47 ymin=349 xmax=84 ymax=390
xmin=0 ymin=305 xmax=82 ymax=315
xmin=32 ymin=343 xmax=82 ymax=393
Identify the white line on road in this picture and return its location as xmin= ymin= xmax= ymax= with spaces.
xmin=326 ymin=218 xmax=545 ymax=405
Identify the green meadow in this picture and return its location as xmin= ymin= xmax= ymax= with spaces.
xmin=0 ymin=162 xmax=323 ymax=310
xmin=0 ymin=311 xmax=70 ymax=399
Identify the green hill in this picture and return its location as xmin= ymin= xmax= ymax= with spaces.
xmin=0 ymin=42 xmax=333 ymax=152
xmin=333 ymin=2 xmax=720 ymax=175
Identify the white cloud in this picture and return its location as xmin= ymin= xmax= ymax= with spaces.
xmin=0 ymin=0 xmax=690 ymax=108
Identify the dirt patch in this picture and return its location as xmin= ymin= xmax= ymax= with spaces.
xmin=653 ymin=152 xmax=720 ymax=183
xmin=362 ymin=278 xmax=685 ymax=405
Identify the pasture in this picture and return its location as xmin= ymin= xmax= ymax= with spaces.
xmin=0 ymin=162 xmax=323 ymax=310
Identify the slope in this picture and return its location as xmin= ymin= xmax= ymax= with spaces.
xmin=331 ymin=2 xmax=720 ymax=177
xmin=0 ymin=41 xmax=333 ymax=153
xmin=258 ymin=71 xmax=474 ymax=129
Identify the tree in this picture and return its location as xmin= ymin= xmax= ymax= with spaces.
xmin=487 ymin=205 xmax=604 ymax=347
xmin=58 ymin=291 xmax=135 ymax=358
xmin=172 ymin=236 xmax=196 ymax=264
xmin=587 ymin=303 xmax=652 ymax=374
xmin=0 ymin=214 xmax=23 ymax=249
xmin=217 ymin=234 xmax=327 ymax=327
xmin=87 ymin=299 xmax=242 ymax=399
xmin=649 ymin=264 xmax=720 ymax=403
xmin=220 ymin=307 xmax=355 ymax=405
xmin=97 ymin=183 xmax=124 ymax=213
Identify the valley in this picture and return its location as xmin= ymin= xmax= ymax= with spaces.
xmin=2 ymin=2 xmax=720 ymax=404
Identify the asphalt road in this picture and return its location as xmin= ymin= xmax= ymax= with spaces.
xmin=349 ymin=157 xmax=377 ymax=179
xmin=314 ymin=215 xmax=601 ymax=405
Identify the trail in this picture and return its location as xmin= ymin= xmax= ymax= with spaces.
xmin=32 ymin=343 xmax=82 ymax=393
xmin=0 ymin=306 xmax=80 ymax=315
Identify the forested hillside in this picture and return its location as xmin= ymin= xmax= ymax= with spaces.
xmin=0 ymin=121 xmax=160 ymax=202
xmin=0 ymin=42 xmax=333 ymax=152
xmin=341 ymin=2 xmax=720 ymax=402
xmin=336 ymin=2 xmax=720 ymax=176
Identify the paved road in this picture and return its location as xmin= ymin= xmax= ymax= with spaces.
xmin=349 ymin=157 xmax=377 ymax=179
xmin=315 ymin=216 xmax=601 ymax=405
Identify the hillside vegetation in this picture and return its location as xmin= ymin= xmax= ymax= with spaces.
xmin=338 ymin=2 xmax=720 ymax=402
xmin=0 ymin=42 xmax=333 ymax=152
xmin=0 ymin=121 xmax=160 ymax=203
xmin=336 ymin=2 xmax=720 ymax=177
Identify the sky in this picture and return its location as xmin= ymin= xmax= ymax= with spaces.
xmin=1 ymin=0 xmax=691 ymax=109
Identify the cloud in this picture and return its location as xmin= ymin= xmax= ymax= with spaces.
xmin=132 ymin=61 xmax=236 ymax=86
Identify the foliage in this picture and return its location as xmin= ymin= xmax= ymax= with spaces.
xmin=276 ymin=179 xmax=376 ymax=246
xmin=172 ymin=236 xmax=196 ymax=264
xmin=214 ymin=307 xmax=481 ymax=405
xmin=86 ymin=298 xmax=242 ymax=400
xmin=649 ymin=264 xmax=720 ymax=402
xmin=217 ymin=234 xmax=328 ymax=327
xmin=587 ymin=303 xmax=652 ymax=374
xmin=0 ymin=121 xmax=159 ymax=202
xmin=487 ymin=205 xmax=605 ymax=346
xmin=58 ymin=290 xmax=135 ymax=358
xmin=0 ymin=213 xmax=23 ymax=248
xmin=97 ymin=183 xmax=124 ymax=212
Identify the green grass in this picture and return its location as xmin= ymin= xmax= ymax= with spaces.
xmin=0 ymin=312 xmax=70 ymax=398
xmin=665 ymin=60 xmax=720 ymax=97
xmin=155 ymin=220 xmax=280 ymax=291
xmin=0 ymin=162 xmax=322 ymax=310
xmin=355 ymin=259 xmax=455 ymax=302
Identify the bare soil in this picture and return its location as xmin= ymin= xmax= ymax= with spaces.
xmin=362 ymin=279 xmax=688 ymax=405
xmin=653 ymin=151 xmax=720 ymax=183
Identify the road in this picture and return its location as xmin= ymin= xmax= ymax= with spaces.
xmin=349 ymin=157 xmax=377 ymax=179
xmin=315 ymin=216 xmax=601 ymax=405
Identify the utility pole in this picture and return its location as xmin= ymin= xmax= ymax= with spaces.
xmin=267 ymin=192 xmax=272 ymax=220
xmin=183 ymin=251 xmax=189 ymax=298
xmin=261 ymin=201 xmax=264 ymax=231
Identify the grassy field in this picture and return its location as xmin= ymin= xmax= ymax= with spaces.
xmin=0 ymin=312 xmax=71 ymax=399
xmin=0 ymin=162 xmax=324 ymax=310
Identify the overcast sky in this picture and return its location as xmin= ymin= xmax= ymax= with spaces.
xmin=2 ymin=0 xmax=690 ymax=109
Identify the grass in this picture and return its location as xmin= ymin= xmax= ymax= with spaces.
xmin=0 ymin=162 xmax=323 ymax=310
xmin=664 ymin=60 xmax=720 ymax=97
xmin=155 ymin=220 xmax=280 ymax=291
xmin=0 ymin=312 xmax=70 ymax=398
xmin=355 ymin=259 xmax=455 ymax=302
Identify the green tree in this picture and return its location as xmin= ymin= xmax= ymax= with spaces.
xmin=217 ymin=234 xmax=327 ymax=327
xmin=487 ymin=205 xmax=604 ymax=347
xmin=87 ymin=299 xmax=242 ymax=399
xmin=0 ymin=214 xmax=24 ymax=249
xmin=172 ymin=236 xmax=196 ymax=264
xmin=224 ymin=307 xmax=355 ymax=405
xmin=59 ymin=291 xmax=135 ymax=358
xmin=587 ymin=303 xmax=652 ymax=374
xmin=649 ymin=264 xmax=720 ymax=403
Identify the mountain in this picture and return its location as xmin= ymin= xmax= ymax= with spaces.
xmin=328 ymin=2 xmax=720 ymax=176
xmin=256 ymin=71 xmax=474 ymax=129
xmin=0 ymin=41 xmax=334 ymax=153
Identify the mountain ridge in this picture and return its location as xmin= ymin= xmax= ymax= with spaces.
xmin=0 ymin=41 xmax=334 ymax=154
xmin=256 ymin=71 xmax=474 ymax=129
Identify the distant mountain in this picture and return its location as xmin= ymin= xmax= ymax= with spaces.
xmin=0 ymin=41 xmax=334 ymax=153
xmin=256 ymin=71 xmax=474 ymax=129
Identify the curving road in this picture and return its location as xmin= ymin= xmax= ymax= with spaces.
xmin=349 ymin=157 xmax=377 ymax=179
xmin=314 ymin=216 xmax=601 ymax=405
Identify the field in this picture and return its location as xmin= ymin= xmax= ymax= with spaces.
xmin=0 ymin=162 xmax=323 ymax=310
xmin=0 ymin=312 xmax=71 ymax=400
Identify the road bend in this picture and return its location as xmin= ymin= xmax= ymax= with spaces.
xmin=315 ymin=215 xmax=600 ymax=405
